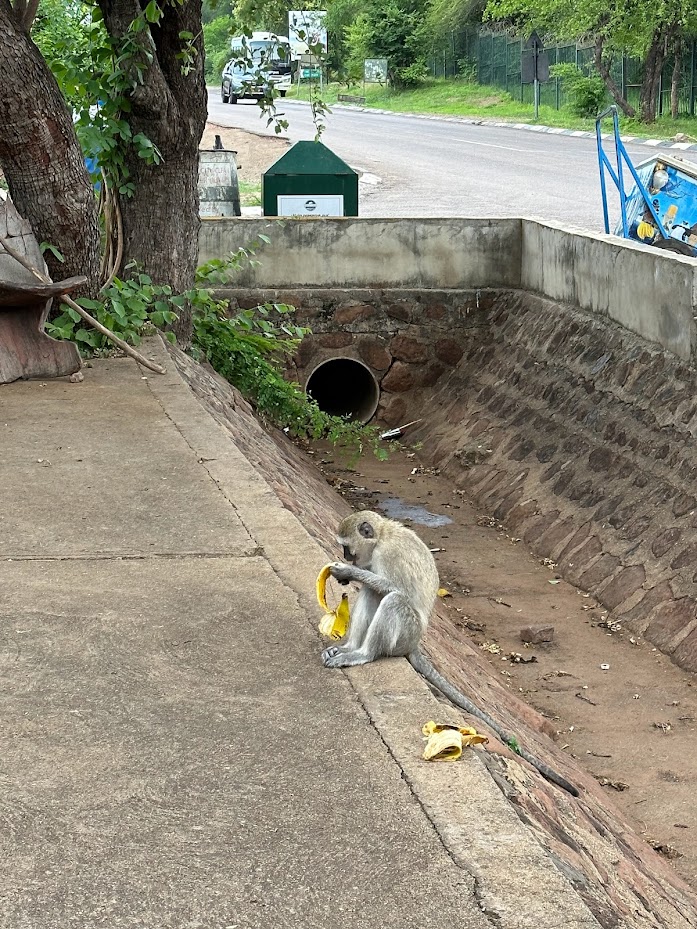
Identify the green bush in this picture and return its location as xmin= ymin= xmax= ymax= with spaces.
xmin=551 ymin=63 xmax=606 ymax=118
xmin=395 ymin=60 xmax=429 ymax=87
xmin=457 ymin=57 xmax=477 ymax=84
xmin=45 ymin=266 xmax=178 ymax=351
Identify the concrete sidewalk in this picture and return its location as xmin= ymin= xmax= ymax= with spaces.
xmin=0 ymin=340 xmax=600 ymax=928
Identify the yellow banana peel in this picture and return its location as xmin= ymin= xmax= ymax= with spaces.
xmin=422 ymin=720 xmax=488 ymax=762
xmin=318 ymin=593 xmax=350 ymax=640
xmin=316 ymin=564 xmax=333 ymax=613
xmin=316 ymin=564 xmax=350 ymax=641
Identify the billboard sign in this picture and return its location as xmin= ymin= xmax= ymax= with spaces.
xmin=364 ymin=58 xmax=388 ymax=83
xmin=288 ymin=11 xmax=328 ymax=55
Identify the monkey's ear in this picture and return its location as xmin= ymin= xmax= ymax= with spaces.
xmin=358 ymin=521 xmax=375 ymax=539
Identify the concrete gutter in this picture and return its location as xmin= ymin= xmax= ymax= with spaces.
xmin=0 ymin=338 xmax=600 ymax=929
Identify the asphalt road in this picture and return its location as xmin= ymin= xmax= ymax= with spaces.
xmin=208 ymin=90 xmax=697 ymax=233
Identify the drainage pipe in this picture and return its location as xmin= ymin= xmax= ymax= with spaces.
xmin=305 ymin=357 xmax=380 ymax=423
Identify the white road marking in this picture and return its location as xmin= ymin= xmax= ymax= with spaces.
xmin=453 ymin=135 xmax=660 ymax=162
xmin=453 ymin=137 xmax=548 ymax=154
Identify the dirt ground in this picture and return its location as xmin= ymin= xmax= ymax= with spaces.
xmin=311 ymin=438 xmax=697 ymax=889
xmin=200 ymin=123 xmax=288 ymax=185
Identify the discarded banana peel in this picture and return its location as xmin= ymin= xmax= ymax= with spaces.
xmin=422 ymin=720 xmax=488 ymax=762
xmin=316 ymin=564 xmax=351 ymax=640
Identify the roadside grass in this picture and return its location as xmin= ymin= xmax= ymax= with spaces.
xmin=287 ymin=77 xmax=697 ymax=141
xmin=239 ymin=179 xmax=261 ymax=206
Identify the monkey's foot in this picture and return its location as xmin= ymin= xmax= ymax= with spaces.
xmin=322 ymin=648 xmax=369 ymax=668
xmin=321 ymin=646 xmax=343 ymax=666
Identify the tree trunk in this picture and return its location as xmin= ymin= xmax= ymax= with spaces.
xmin=671 ymin=36 xmax=682 ymax=119
xmin=0 ymin=1 xmax=101 ymax=291
xmin=639 ymin=27 xmax=671 ymax=123
xmin=97 ymin=0 xmax=207 ymax=344
xmin=594 ymin=35 xmax=636 ymax=118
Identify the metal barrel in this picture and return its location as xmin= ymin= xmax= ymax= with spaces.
xmin=198 ymin=149 xmax=241 ymax=218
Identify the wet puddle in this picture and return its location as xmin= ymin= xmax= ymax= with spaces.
xmin=377 ymin=496 xmax=453 ymax=528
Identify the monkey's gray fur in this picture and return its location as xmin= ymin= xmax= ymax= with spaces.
xmin=322 ymin=510 xmax=579 ymax=797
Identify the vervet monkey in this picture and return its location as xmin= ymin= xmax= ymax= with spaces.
xmin=323 ymin=510 xmax=579 ymax=797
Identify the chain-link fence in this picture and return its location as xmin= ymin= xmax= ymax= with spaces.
xmin=427 ymin=29 xmax=697 ymax=117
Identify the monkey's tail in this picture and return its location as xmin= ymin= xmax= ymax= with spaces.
xmin=408 ymin=650 xmax=580 ymax=798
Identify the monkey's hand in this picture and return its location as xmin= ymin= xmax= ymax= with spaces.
xmin=329 ymin=562 xmax=354 ymax=585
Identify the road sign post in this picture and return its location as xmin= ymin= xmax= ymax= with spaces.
xmin=521 ymin=31 xmax=549 ymax=121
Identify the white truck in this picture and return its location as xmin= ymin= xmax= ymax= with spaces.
xmin=228 ymin=32 xmax=294 ymax=96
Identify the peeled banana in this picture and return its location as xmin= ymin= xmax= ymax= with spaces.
xmin=316 ymin=564 xmax=351 ymax=640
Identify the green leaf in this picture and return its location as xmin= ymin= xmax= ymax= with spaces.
xmin=75 ymin=329 xmax=101 ymax=348
xmin=144 ymin=1 xmax=160 ymax=23
xmin=77 ymin=297 xmax=102 ymax=310
xmin=40 ymin=242 xmax=65 ymax=263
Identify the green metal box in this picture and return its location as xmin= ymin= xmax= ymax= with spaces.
xmin=262 ymin=140 xmax=359 ymax=216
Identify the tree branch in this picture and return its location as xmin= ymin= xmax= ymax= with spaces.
xmin=21 ymin=0 xmax=39 ymax=28
xmin=594 ymin=34 xmax=636 ymax=118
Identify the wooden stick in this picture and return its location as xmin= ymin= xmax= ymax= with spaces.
xmin=0 ymin=235 xmax=166 ymax=375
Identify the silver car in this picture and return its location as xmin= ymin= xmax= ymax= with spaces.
xmin=221 ymin=60 xmax=277 ymax=104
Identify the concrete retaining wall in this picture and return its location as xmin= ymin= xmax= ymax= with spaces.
xmin=200 ymin=216 xmax=522 ymax=291
xmin=521 ymin=220 xmax=696 ymax=361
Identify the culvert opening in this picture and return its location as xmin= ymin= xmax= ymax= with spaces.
xmin=306 ymin=357 xmax=380 ymax=423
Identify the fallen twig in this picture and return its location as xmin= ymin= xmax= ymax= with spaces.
xmin=575 ymin=692 xmax=598 ymax=706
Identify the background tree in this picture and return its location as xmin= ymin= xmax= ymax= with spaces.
xmin=0 ymin=0 xmax=208 ymax=340
xmin=203 ymin=12 xmax=238 ymax=80
xmin=324 ymin=0 xmax=364 ymax=79
xmin=234 ymin=0 xmax=289 ymax=34
xmin=343 ymin=0 xmax=428 ymax=87
xmin=483 ymin=0 xmax=697 ymax=122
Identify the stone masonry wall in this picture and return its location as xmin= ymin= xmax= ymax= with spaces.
xmin=219 ymin=287 xmax=495 ymax=425
xmin=412 ymin=290 xmax=697 ymax=672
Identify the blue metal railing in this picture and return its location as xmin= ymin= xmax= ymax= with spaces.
xmin=595 ymin=104 xmax=667 ymax=240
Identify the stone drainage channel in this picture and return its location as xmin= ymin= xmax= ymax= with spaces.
xmin=221 ymin=278 xmax=697 ymax=891
xmin=172 ymin=336 xmax=697 ymax=924
xmin=292 ymin=283 xmax=697 ymax=891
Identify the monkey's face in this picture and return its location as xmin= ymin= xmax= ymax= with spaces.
xmin=337 ymin=512 xmax=380 ymax=569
